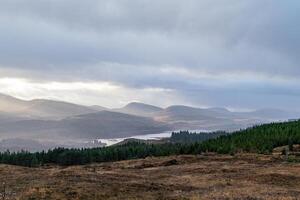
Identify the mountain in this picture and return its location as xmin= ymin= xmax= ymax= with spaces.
xmin=0 ymin=93 xmax=299 ymax=147
xmin=27 ymin=99 xmax=96 ymax=118
xmin=0 ymin=94 xmax=96 ymax=119
xmin=0 ymin=93 xmax=28 ymax=113
xmin=156 ymin=105 xmax=249 ymax=122
xmin=89 ymin=105 xmax=108 ymax=111
xmin=154 ymin=105 xmax=239 ymax=130
xmin=159 ymin=105 xmax=300 ymax=121
xmin=154 ymin=105 xmax=300 ymax=131
xmin=115 ymin=102 xmax=163 ymax=117
xmin=158 ymin=105 xmax=217 ymax=121
xmin=0 ymin=111 xmax=169 ymax=140
xmin=61 ymin=111 xmax=169 ymax=139
xmin=246 ymin=108 xmax=300 ymax=120
xmin=0 ymin=111 xmax=27 ymax=124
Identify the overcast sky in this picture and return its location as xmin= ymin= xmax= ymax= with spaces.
xmin=0 ymin=0 xmax=299 ymax=110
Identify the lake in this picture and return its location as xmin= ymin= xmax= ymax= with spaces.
xmin=96 ymin=129 xmax=210 ymax=146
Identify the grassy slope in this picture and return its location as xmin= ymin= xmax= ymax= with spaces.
xmin=1 ymin=154 xmax=300 ymax=200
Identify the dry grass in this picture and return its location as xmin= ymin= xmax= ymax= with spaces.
xmin=0 ymin=153 xmax=300 ymax=199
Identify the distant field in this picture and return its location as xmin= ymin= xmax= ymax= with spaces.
xmin=1 ymin=153 xmax=300 ymax=200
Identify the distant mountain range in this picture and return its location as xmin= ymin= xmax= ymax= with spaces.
xmin=0 ymin=93 xmax=95 ymax=119
xmin=0 ymin=93 xmax=299 ymax=150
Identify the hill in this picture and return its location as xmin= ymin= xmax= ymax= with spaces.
xmin=243 ymin=108 xmax=298 ymax=120
xmin=1 ymin=154 xmax=300 ymax=199
xmin=155 ymin=105 xmax=254 ymax=131
xmin=27 ymin=99 xmax=96 ymax=118
xmin=197 ymin=120 xmax=300 ymax=154
xmin=0 ymin=111 xmax=169 ymax=140
xmin=114 ymin=102 xmax=163 ymax=117
xmin=0 ymin=93 xmax=96 ymax=119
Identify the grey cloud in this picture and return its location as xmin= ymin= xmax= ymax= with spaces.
xmin=0 ymin=1 xmax=298 ymax=72
xmin=0 ymin=0 xmax=299 ymax=110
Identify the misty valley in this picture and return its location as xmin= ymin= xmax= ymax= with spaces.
xmin=0 ymin=93 xmax=299 ymax=152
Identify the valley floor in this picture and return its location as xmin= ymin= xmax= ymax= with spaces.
xmin=1 ymin=154 xmax=300 ymax=200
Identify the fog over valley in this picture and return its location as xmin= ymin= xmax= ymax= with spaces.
xmin=0 ymin=93 xmax=299 ymax=151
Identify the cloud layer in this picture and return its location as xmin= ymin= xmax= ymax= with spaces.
xmin=0 ymin=0 xmax=299 ymax=110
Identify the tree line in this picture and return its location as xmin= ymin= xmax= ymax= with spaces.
xmin=170 ymin=130 xmax=228 ymax=143
xmin=1 ymin=120 xmax=300 ymax=167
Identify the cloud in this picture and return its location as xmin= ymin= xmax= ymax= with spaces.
xmin=0 ymin=0 xmax=299 ymax=110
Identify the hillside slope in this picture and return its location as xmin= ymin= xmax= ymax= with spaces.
xmin=0 ymin=93 xmax=96 ymax=119
xmin=0 ymin=111 xmax=169 ymax=140
xmin=1 ymin=154 xmax=300 ymax=200
xmin=114 ymin=102 xmax=163 ymax=117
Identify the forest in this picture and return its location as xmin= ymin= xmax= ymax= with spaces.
xmin=170 ymin=130 xmax=228 ymax=143
xmin=1 ymin=120 xmax=300 ymax=167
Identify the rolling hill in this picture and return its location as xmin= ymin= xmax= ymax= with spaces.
xmin=114 ymin=102 xmax=163 ymax=117
xmin=0 ymin=111 xmax=169 ymax=140
xmin=0 ymin=93 xmax=96 ymax=119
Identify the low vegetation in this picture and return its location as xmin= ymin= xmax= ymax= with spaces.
xmin=3 ymin=154 xmax=300 ymax=199
xmin=1 ymin=120 xmax=300 ymax=167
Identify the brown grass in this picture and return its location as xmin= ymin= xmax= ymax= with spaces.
xmin=1 ymin=154 xmax=300 ymax=200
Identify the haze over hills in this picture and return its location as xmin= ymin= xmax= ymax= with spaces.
xmin=0 ymin=110 xmax=169 ymax=140
xmin=0 ymin=93 xmax=299 ymax=151
xmin=241 ymin=108 xmax=299 ymax=120
xmin=0 ymin=93 xmax=96 ymax=119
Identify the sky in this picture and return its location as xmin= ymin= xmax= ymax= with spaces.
xmin=0 ymin=0 xmax=299 ymax=110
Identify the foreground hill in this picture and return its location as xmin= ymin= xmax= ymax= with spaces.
xmin=1 ymin=154 xmax=300 ymax=200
